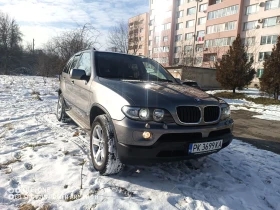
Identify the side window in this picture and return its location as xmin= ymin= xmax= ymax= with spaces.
xmin=76 ymin=52 xmax=91 ymax=76
xmin=69 ymin=55 xmax=81 ymax=73
xmin=63 ymin=57 xmax=73 ymax=73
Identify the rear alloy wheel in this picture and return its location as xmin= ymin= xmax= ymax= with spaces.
xmin=56 ymin=94 xmax=66 ymax=122
xmin=90 ymin=114 xmax=123 ymax=175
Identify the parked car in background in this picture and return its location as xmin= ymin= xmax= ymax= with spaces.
xmin=57 ymin=49 xmax=234 ymax=175
xmin=182 ymin=80 xmax=201 ymax=90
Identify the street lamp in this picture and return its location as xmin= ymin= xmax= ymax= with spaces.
xmin=192 ymin=0 xmax=203 ymax=66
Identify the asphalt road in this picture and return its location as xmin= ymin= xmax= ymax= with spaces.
xmin=231 ymin=110 xmax=280 ymax=155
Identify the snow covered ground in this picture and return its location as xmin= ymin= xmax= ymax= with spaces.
xmin=0 ymin=76 xmax=280 ymax=210
xmin=207 ymin=89 xmax=280 ymax=121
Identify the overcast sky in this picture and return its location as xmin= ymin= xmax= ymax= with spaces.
xmin=0 ymin=0 xmax=149 ymax=50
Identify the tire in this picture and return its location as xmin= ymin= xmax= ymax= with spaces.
xmin=56 ymin=94 xmax=67 ymax=122
xmin=90 ymin=114 xmax=124 ymax=175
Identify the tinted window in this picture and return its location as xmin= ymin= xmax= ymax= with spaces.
xmin=95 ymin=52 xmax=175 ymax=82
xmin=76 ymin=52 xmax=91 ymax=76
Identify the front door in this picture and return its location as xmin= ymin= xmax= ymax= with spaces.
xmin=71 ymin=52 xmax=92 ymax=122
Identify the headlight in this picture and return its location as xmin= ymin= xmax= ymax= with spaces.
xmin=221 ymin=105 xmax=231 ymax=120
xmin=153 ymin=109 xmax=165 ymax=122
xmin=121 ymin=106 xmax=140 ymax=119
xmin=139 ymin=108 xmax=150 ymax=120
xmin=121 ymin=106 xmax=173 ymax=123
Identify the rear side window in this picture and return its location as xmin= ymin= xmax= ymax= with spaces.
xmin=76 ymin=52 xmax=91 ymax=76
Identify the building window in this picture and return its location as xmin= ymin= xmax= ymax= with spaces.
xmin=259 ymin=52 xmax=272 ymax=61
xmin=208 ymin=5 xmax=239 ymax=20
xmin=261 ymin=35 xmax=278 ymax=45
xmin=174 ymin=46 xmax=182 ymax=53
xmin=257 ymin=69 xmax=264 ymax=78
xmin=196 ymin=44 xmax=204 ymax=52
xmin=242 ymin=37 xmax=256 ymax=46
xmin=205 ymin=37 xmax=235 ymax=48
xmin=140 ymin=28 xmax=143 ymax=33
xmin=149 ymin=30 xmax=152 ymax=35
xmin=175 ymin=34 xmax=183 ymax=42
xmin=243 ymin=21 xmax=257 ymax=31
xmin=163 ymin=46 xmax=169 ymax=52
xmin=195 ymin=57 xmax=203 ymax=65
xmin=163 ymin=23 xmax=171 ymax=30
xmin=177 ymin=0 xmax=184 ymax=6
xmin=207 ymin=21 xmax=236 ymax=34
xmin=265 ymin=0 xmax=280 ymax=10
xmin=148 ymin=50 xmax=152 ymax=56
xmin=263 ymin=16 xmax=280 ymax=28
xmin=203 ymin=53 xmax=217 ymax=62
xmin=163 ymin=36 xmax=168 ymax=42
xmin=199 ymin=3 xmax=208 ymax=12
xmin=186 ymin=20 xmax=194 ymax=28
xmin=148 ymin=40 xmax=152 ymax=46
xmin=174 ymin=58 xmax=180 ymax=65
xmin=185 ymin=32 xmax=194 ymax=40
xmin=155 ymin=36 xmax=160 ymax=43
xmin=177 ymin=10 xmax=184 ymax=18
xmin=139 ymin=45 xmax=142 ymax=49
xmin=197 ymin=30 xmax=205 ymax=41
xmin=198 ymin=17 xmax=206 ymax=25
xmin=184 ymin=45 xmax=192 ymax=53
xmin=176 ymin=22 xmax=183 ymax=30
xmin=246 ymin=4 xmax=258 ymax=15
xmin=187 ymin=7 xmax=196 ymax=16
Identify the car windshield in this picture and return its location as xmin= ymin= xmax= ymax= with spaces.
xmin=95 ymin=52 xmax=175 ymax=83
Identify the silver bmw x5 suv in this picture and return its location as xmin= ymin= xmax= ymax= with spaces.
xmin=57 ymin=49 xmax=234 ymax=175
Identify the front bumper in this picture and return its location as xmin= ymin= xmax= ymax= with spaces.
xmin=116 ymin=133 xmax=233 ymax=165
xmin=112 ymin=117 xmax=234 ymax=165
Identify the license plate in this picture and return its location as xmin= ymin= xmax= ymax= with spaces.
xmin=189 ymin=140 xmax=223 ymax=154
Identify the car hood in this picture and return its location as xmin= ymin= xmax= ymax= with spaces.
xmin=98 ymin=78 xmax=219 ymax=107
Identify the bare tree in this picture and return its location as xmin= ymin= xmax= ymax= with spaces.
xmin=0 ymin=11 xmax=23 ymax=74
xmin=107 ymin=20 xmax=128 ymax=53
xmin=36 ymin=24 xmax=100 ymax=77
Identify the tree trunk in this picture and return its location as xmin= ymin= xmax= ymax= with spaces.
xmin=233 ymin=88 xmax=236 ymax=94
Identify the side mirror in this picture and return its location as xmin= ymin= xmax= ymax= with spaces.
xmin=175 ymin=78 xmax=182 ymax=84
xmin=70 ymin=69 xmax=86 ymax=80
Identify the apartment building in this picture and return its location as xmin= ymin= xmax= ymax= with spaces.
xmin=128 ymin=13 xmax=149 ymax=56
xmin=144 ymin=0 xmax=280 ymax=80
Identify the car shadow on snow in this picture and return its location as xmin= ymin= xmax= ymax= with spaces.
xmin=109 ymin=141 xmax=280 ymax=210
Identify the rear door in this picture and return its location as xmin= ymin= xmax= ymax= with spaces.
xmin=60 ymin=56 xmax=73 ymax=105
xmin=71 ymin=52 xmax=92 ymax=121
xmin=63 ymin=54 xmax=81 ymax=108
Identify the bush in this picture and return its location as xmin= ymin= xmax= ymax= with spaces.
xmin=214 ymin=92 xmax=246 ymax=100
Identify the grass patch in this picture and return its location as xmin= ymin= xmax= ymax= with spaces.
xmin=249 ymin=97 xmax=280 ymax=105
xmin=214 ymin=92 xmax=280 ymax=105
xmin=19 ymin=204 xmax=36 ymax=210
xmin=214 ymin=92 xmax=246 ymax=100
xmin=21 ymin=142 xmax=53 ymax=149
xmin=0 ymin=159 xmax=21 ymax=169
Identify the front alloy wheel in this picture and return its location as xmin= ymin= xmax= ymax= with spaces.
xmin=92 ymin=125 xmax=106 ymax=166
xmin=90 ymin=115 xmax=124 ymax=175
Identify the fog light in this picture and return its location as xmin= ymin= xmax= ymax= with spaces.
xmin=142 ymin=131 xmax=152 ymax=139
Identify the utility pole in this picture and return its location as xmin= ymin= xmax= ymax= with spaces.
xmin=32 ymin=39 xmax=35 ymax=53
